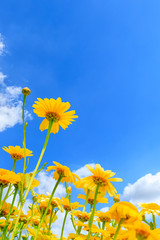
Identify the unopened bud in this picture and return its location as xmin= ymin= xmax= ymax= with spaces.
xmin=22 ymin=87 xmax=31 ymax=96
xmin=113 ymin=194 xmax=120 ymax=203
xmin=22 ymin=236 xmax=28 ymax=240
xmin=67 ymin=186 xmax=72 ymax=194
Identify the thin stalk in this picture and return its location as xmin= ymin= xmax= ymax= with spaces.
xmin=77 ymin=189 xmax=90 ymax=235
xmin=10 ymin=120 xmax=54 ymax=240
xmin=60 ymin=211 xmax=68 ymax=240
xmin=113 ymin=218 xmax=124 ymax=240
xmin=21 ymin=95 xmax=27 ymax=195
xmin=87 ymin=184 xmax=99 ymax=240
xmin=100 ymin=221 xmax=105 ymax=240
xmin=3 ymin=187 xmax=18 ymax=237
xmin=68 ymin=195 xmax=77 ymax=234
xmin=48 ymin=207 xmax=56 ymax=233
xmin=35 ymin=176 xmax=62 ymax=240
xmin=83 ymin=189 xmax=90 ymax=213
xmin=12 ymin=160 xmax=17 ymax=172
xmin=152 ymin=213 xmax=156 ymax=229
xmin=0 ymin=186 xmax=3 ymax=203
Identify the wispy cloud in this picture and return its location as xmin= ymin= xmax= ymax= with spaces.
xmin=0 ymin=72 xmax=32 ymax=132
xmin=121 ymin=172 xmax=160 ymax=204
xmin=0 ymin=34 xmax=5 ymax=55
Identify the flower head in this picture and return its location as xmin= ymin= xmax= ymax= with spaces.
xmin=109 ymin=201 xmax=142 ymax=224
xmin=76 ymin=164 xmax=122 ymax=197
xmin=32 ymin=97 xmax=78 ymax=134
xmin=2 ymin=146 xmax=33 ymax=161
xmin=61 ymin=197 xmax=82 ymax=212
xmin=0 ymin=169 xmax=20 ymax=187
xmin=47 ymin=161 xmax=79 ymax=184
xmin=138 ymin=203 xmax=160 ymax=216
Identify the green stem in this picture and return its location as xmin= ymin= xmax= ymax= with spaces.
xmin=60 ymin=211 xmax=68 ymax=240
xmin=100 ymin=221 xmax=105 ymax=240
xmin=21 ymin=95 xmax=27 ymax=195
xmin=3 ymin=187 xmax=18 ymax=237
xmin=87 ymin=184 xmax=99 ymax=240
xmin=83 ymin=189 xmax=90 ymax=213
xmin=113 ymin=218 xmax=124 ymax=240
xmin=152 ymin=213 xmax=156 ymax=229
xmin=0 ymin=186 xmax=3 ymax=204
xmin=10 ymin=120 xmax=54 ymax=240
xmin=35 ymin=176 xmax=62 ymax=240
xmin=68 ymin=195 xmax=77 ymax=234
xmin=18 ymin=223 xmax=24 ymax=240
xmin=12 ymin=160 xmax=17 ymax=172
xmin=77 ymin=189 xmax=90 ymax=235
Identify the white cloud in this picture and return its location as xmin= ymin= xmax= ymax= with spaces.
xmin=99 ymin=207 xmax=109 ymax=212
xmin=0 ymin=73 xmax=32 ymax=132
xmin=121 ymin=172 xmax=160 ymax=204
xmin=73 ymin=163 xmax=95 ymax=178
xmin=0 ymin=34 xmax=5 ymax=55
xmin=35 ymin=170 xmax=66 ymax=197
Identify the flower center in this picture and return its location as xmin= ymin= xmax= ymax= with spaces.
xmin=92 ymin=176 xmax=107 ymax=186
xmin=136 ymin=230 xmax=150 ymax=240
xmin=63 ymin=205 xmax=71 ymax=212
xmin=77 ymin=214 xmax=89 ymax=222
xmin=57 ymin=168 xmax=65 ymax=177
xmin=45 ymin=112 xmax=60 ymax=122
xmin=11 ymin=154 xmax=23 ymax=160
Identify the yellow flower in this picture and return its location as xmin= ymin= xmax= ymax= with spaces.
xmin=76 ymin=164 xmax=122 ymax=197
xmin=32 ymin=97 xmax=78 ymax=134
xmin=2 ymin=146 xmax=33 ymax=160
xmin=16 ymin=173 xmax=40 ymax=189
xmin=73 ymin=210 xmax=90 ymax=222
xmin=96 ymin=211 xmax=111 ymax=222
xmin=0 ymin=202 xmax=17 ymax=217
xmin=47 ymin=161 xmax=79 ymax=184
xmin=0 ymin=169 xmax=20 ymax=187
xmin=138 ymin=203 xmax=160 ymax=216
xmin=61 ymin=197 xmax=82 ymax=212
xmin=77 ymin=191 xmax=108 ymax=205
xmin=125 ymin=222 xmax=160 ymax=240
xmin=113 ymin=194 xmax=120 ymax=203
xmin=109 ymin=201 xmax=142 ymax=224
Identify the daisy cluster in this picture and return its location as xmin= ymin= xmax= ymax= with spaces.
xmin=0 ymin=88 xmax=159 ymax=240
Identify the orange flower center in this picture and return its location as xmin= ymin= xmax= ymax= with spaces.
xmin=63 ymin=205 xmax=71 ymax=212
xmin=99 ymin=216 xmax=111 ymax=222
xmin=77 ymin=214 xmax=89 ymax=222
xmin=11 ymin=154 xmax=23 ymax=160
xmin=92 ymin=176 xmax=107 ymax=186
xmin=45 ymin=112 xmax=60 ymax=122
xmin=136 ymin=230 xmax=150 ymax=240
xmin=57 ymin=168 xmax=65 ymax=177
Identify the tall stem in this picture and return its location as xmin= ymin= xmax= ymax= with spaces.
xmin=21 ymin=95 xmax=27 ymax=193
xmin=60 ymin=211 xmax=68 ymax=240
xmin=10 ymin=120 xmax=54 ymax=240
xmin=152 ymin=213 xmax=156 ymax=229
xmin=35 ymin=176 xmax=62 ymax=240
xmin=100 ymin=221 xmax=105 ymax=240
xmin=87 ymin=184 xmax=99 ymax=240
xmin=113 ymin=218 xmax=124 ymax=240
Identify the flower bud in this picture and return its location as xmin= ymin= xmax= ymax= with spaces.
xmin=113 ymin=194 xmax=120 ymax=203
xmin=22 ymin=87 xmax=31 ymax=96
xmin=67 ymin=186 xmax=72 ymax=194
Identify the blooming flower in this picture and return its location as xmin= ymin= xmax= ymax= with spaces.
xmin=47 ymin=161 xmax=79 ymax=184
xmin=2 ymin=146 xmax=33 ymax=161
xmin=76 ymin=164 xmax=122 ymax=197
xmin=109 ymin=201 xmax=142 ymax=224
xmin=32 ymin=97 xmax=78 ymax=134
xmin=0 ymin=169 xmax=20 ymax=187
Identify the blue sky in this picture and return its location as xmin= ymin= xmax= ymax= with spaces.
xmin=0 ymin=0 xmax=160 ymax=206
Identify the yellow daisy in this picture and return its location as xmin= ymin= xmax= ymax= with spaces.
xmin=138 ymin=203 xmax=160 ymax=216
xmin=47 ymin=161 xmax=79 ymax=184
xmin=77 ymin=191 xmax=108 ymax=205
xmin=109 ymin=201 xmax=142 ymax=224
xmin=76 ymin=164 xmax=122 ymax=197
xmin=0 ymin=169 xmax=20 ymax=187
xmin=61 ymin=197 xmax=83 ymax=212
xmin=73 ymin=210 xmax=90 ymax=222
xmin=32 ymin=97 xmax=78 ymax=134
xmin=2 ymin=146 xmax=33 ymax=161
